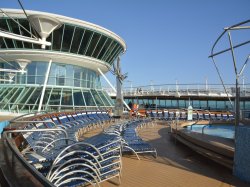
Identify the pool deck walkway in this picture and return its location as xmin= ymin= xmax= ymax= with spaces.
xmin=100 ymin=122 xmax=247 ymax=187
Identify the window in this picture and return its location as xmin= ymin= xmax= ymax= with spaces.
xmin=90 ymin=89 xmax=104 ymax=106
xmin=52 ymin=24 xmax=64 ymax=51
xmin=61 ymin=89 xmax=73 ymax=106
xmin=102 ymin=41 xmax=117 ymax=61
xmin=92 ymin=35 xmax=106 ymax=58
xmin=56 ymin=65 xmax=66 ymax=86
xmin=82 ymin=90 xmax=96 ymax=106
xmin=208 ymin=100 xmax=216 ymax=110
xmin=7 ymin=19 xmax=23 ymax=48
xmin=73 ymin=90 xmax=85 ymax=106
xmin=27 ymin=63 xmax=36 ymax=84
xmin=61 ymin=25 xmax=74 ymax=52
xmin=36 ymin=62 xmax=48 ymax=84
xmin=18 ymin=19 xmax=32 ymax=48
xmin=97 ymin=38 xmax=112 ymax=60
xmin=70 ymin=27 xmax=84 ymax=53
xmin=0 ymin=19 xmax=14 ymax=48
xmin=106 ymin=45 xmax=121 ymax=64
xmin=49 ymin=88 xmax=62 ymax=106
xmin=78 ymin=30 xmax=93 ymax=55
xmin=86 ymin=32 xmax=101 ymax=56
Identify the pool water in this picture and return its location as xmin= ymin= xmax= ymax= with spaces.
xmin=186 ymin=124 xmax=235 ymax=139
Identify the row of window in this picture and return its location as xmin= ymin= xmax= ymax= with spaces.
xmin=0 ymin=86 xmax=114 ymax=112
xmin=0 ymin=61 xmax=101 ymax=88
xmin=124 ymin=98 xmax=250 ymax=110
xmin=0 ymin=18 xmax=124 ymax=64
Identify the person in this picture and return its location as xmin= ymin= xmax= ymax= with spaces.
xmin=128 ymin=101 xmax=133 ymax=109
xmin=108 ymin=109 xmax=113 ymax=117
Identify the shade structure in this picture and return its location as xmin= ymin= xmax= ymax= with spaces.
xmin=28 ymin=14 xmax=62 ymax=48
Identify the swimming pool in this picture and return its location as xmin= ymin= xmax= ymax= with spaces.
xmin=186 ymin=124 xmax=235 ymax=139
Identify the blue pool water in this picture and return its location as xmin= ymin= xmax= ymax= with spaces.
xmin=186 ymin=124 xmax=235 ymax=139
xmin=0 ymin=120 xmax=9 ymax=138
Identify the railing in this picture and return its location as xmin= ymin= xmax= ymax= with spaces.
xmin=0 ymin=103 xmax=114 ymax=114
xmin=1 ymin=131 xmax=55 ymax=187
xmin=104 ymin=84 xmax=250 ymax=97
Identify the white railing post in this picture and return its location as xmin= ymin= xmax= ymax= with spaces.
xmin=38 ymin=59 xmax=52 ymax=112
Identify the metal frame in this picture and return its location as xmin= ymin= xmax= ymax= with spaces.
xmin=5 ymin=128 xmax=68 ymax=139
xmin=68 ymin=26 xmax=76 ymax=52
xmin=103 ymin=42 xmax=118 ymax=62
xmin=59 ymin=24 xmax=65 ymax=51
xmin=96 ymin=37 xmax=109 ymax=59
xmin=83 ymin=31 xmax=94 ymax=56
xmin=111 ymin=47 xmax=123 ymax=64
xmin=107 ymin=45 xmax=121 ymax=63
xmin=209 ymin=20 xmax=250 ymax=128
xmin=76 ymin=29 xmax=86 ymax=54
xmin=2 ymin=131 xmax=55 ymax=187
xmin=91 ymin=34 xmax=102 ymax=57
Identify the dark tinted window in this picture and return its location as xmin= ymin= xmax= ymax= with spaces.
xmin=78 ymin=30 xmax=93 ymax=55
xmin=92 ymin=35 xmax=106 ymax=58
xmin=73 ymin=90 xmax=85 ymax=106
xmin=107 ymin=45 xmax=121 ymax=63
xmin=0 ymin=19 xmax=14 ymax=48
xmin=0 ymin=37 xmax=7 ymax=49
xmin=18 ymin=19 xmax=33 ymax=48
xmin=52 ymin=24 xmax=64 ymax=51
xmin=7 ymin=19 xmax=23 ymax=48
xmin=98 ymin=38 xmax=112 ymax=60
xmin=61 ymin=25 xmax=74 ymax=52
xmin=111 ymin=47 xmax=123 ymax=63
xmin=86 ymin=32 xmax=101 ymax=56
xmin=91 ymin=89 xmax=104 ymax=106
xmin=82 ymin=90 xmax=96 ymax=106
xmin=70 ymin=27 xmax=84 ymax=53
xmin=102 ymin=41 xmax=117 ymax=61
xmin=61 ymin=89 xmax=73 ymax=105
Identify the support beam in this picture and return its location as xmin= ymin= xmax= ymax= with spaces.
xmin=38 ymin=59 xmax=52 ymax=112
xmin=209 ymin=40 xmax=250 ymax=58
xmin=0 ymin=30 xmax=51 ymax=46
xmin=0 ymin=68 xmax=26 ymax=73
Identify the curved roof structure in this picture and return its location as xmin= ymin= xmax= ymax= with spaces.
xmin=0 ymin=9 xmax=126 ymax=73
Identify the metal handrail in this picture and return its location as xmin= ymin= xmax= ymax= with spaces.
xmin=202 ymin=125 xmax=208 ymax=134
xmin=2 ymin=132 xmax=54 ymax=187
xmin=11 ymin=120 xmax=55 ymax=124
xmin=9 ymin=111 xmax=48 ymax=122
xmin=5 ymin=128 xmax=68 ymax=139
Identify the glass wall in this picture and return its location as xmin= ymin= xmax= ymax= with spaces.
xmin=0 ymin=85 xmax=112 ymax=113
xmin=122 ymin=98 xmax=250 ymax=111
xmin=0 ymin=61 xmax=101 ymax=89
xmin=0 ymin=18 xmax=124 ymax=65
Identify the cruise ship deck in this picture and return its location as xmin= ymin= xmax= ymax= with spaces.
xmin=99 ymin=122 xmax=247 ymax=187
xmin=1 ymin=118 xmax=245 ymax=187
xmin=1 ymin=2 xmax=250 ymax=187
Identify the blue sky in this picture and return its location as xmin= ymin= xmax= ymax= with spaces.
xmin=2 ymin=0 xmax=250 ymax=87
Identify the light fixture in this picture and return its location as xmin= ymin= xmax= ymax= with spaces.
xmin=15 ymin=59 xmax=31 ymax=73
xmin=28 ymin=14 xmax=62 ymax=49
xmin=7 ymin=72 xmax=15 ymax=80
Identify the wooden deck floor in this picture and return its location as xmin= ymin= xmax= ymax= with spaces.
xmin=100 ymin=122 xmax=248 ymax=187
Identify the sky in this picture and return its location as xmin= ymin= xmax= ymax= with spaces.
xmin=2 ymin=0 xmax=250 ymax=88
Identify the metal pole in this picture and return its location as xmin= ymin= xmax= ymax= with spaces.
xmin=97 ymin=68 xmax=131 ymax=111
xmin=38 ymin=59 xmax=52 ymax=112
xmin=227 ymin=32 xmax=239 ymax=129
xmin=235 ymin=77 xmax=240 ymax=127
